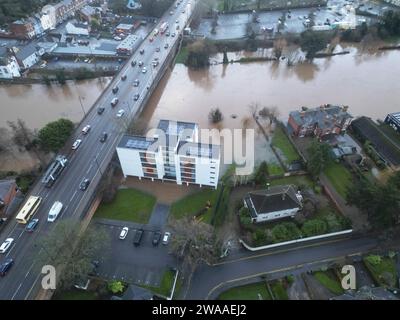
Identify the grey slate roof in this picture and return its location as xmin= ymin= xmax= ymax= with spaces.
xmin=290 ymin=105 xmax=352 ymax=130
xmin=245 ymin=185 xmax=301 ymax=218
xmin=122 ymin=285 xmax=153 ymax=300
xmin=0 ymin=179 xmax=15 ymax=204
xmin=14 ymin=42 xmax=38 ymax=61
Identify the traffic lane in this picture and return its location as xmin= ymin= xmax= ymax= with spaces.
xmin=95 ymin=223 xmax=176 ymax=287
xmin=187 ymin=236 xmax=379 ymax=299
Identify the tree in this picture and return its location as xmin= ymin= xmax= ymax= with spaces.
xmin=271 ymin=222 xmax=302 ymax=243
xmin=7 ymin=119 xmax=35 ymax=151
xmin=168 ymin=216 xmax=219 ymax=277
xmin=300 ymin=30 xmax=329 ymax=59
xmin=208 ymin=108 xmax=223 ymax=123
xmin=378 ymin=10 xmax=400 ymax=38
xmin=306 ymin=140 xmax=332 ymax=179
xmin=258 ymin=106 xmax=279 ymax=125
xmin=90 ymin=18 xmax=100 ymax=31
xmin=55 ymin=70 xmax=66 ymax=85
xmin=273 ymin=37 xmax=287 ymax=60
xmin=186 ymin=40 xmax=215 ymax=68
xmin=37 ymin=118 xmax=74 ymax=153
xmin=108 ymin=280 xmax=125 ymax=294
xmin=222 ymin=49 xmax=229 ymax=64
xmin=253 ymin=161 xmax=269 ymax=185
xmin=35 ymin=219 xmax=110 ymax=290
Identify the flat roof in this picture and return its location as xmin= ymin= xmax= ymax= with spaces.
xmin=177 ymin=141 xmax=220 ymax=160
xmin=118 ymin=135 xmax=157 ymax=151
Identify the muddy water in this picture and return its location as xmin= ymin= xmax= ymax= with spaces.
xmin=0 ymin=77 xmax=112 ymax=130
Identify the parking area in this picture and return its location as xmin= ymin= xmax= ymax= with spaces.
xmin=93 ymin=203 xmax=175 ymax=287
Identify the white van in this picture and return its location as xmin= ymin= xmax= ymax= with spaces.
xmin=48 ymin=201 xmax=63 ymax=222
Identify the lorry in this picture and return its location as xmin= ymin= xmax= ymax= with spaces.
xmin=47 ymin=201 xmax=63 ymax=222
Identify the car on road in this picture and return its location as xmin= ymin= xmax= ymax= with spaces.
xmin=100 ymin=132 xmax=108 ymax=142
xmin=166 ymin=31 xmax=170 ymax=36
xmin=152 ymin=231 xmax=162 ymax=246
xmin=111 ymin=97 xmax=119 ymax=107
xmin=171 ymin=32 xmax=176 ymax=37
xmin=152 ymin=60 xmax=159 ymax=67
xmin=149 ymin=37 xmax=154 ymax=42
xmin=0 ymin=258 xmax=14 ymax=276
xmin=138 ymin=61 xmax=144 ymax=67
xmin=116 ymin=109 xmax=125 ymax=117
xmin=162 ymin=232 xmax=171 ymax=245
xmin=82 ymin=125 xmax=91 ymax=135
xmin=140 ymin=49 xmax=145 ymax=54
xmin=25 ymin=218 xmax=39 ymax=232
xmin=121 ymin=74 xmax=127 ymax=81
xmin=119 ymin=227 xmax=129 ymax=240
xmin=48 ymin=201 xmax=63 ymax=222
xmin=112 ymin=86 xmax=119 ymax=94
xmin=176 ymin=25 xmax=180 ymax=30
xmin=133 ymin=229 xmax=144 ymax=246
xmin=134 ymin=93 xmax=140 ymax=101
xmin=182 ymin=9 xmax=185 ymax=13
xmin=0 ymin=238 xmax=14 ymax=253
xmin=176 ymin=19 xmax=179 ymax=24
xmin=164 ymin=43 xmax=169 ymax=49
xmin=72 ymin=139 xmax=82 ymax=150
xmin=170 ymin=10 xmax=174 ymax=15
xmin=156 ymin=47 xmax=160 ymax=52
xmin=133 ymin=79 xmax=140 ymax=87
xmin=79 ymin=178 xmax=90 ymax=191
xmin=131 ymin=60 xmax=137 ymax=67
xmin=97 ymin=107 xmax=105 ymax=115
xmin=142 ymin=67 xmax=147 ymax=73
xmin=0 ymin=218 xmax=6 ymax=229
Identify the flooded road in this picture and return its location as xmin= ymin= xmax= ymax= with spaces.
xmin=0 ymin=77 xmax=111 ymax=130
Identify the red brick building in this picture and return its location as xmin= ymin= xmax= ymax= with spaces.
xmin=0 ymin=179 xmax=18 ymax=216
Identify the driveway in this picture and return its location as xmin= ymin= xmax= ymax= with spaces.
xmin=148 ymin=203 xmax=170 ymax=228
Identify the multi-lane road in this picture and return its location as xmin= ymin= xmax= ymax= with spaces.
xmin=0 ymin=0 xmax=195 ymax=300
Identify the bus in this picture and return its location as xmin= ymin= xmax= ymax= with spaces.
xmin=16 ymin=196 xmax=42 ymax=224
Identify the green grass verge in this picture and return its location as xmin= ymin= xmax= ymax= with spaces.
xmin=324 ymin=162 xmax=352 ymax=198
xmin=272 ymin=126 xmax=300 ymax=164
xmin=218 ymin=282 xmax=271 ymax=300
xmin=363 ymin=256 xmax=398 ymax=287
xmin=268 ymin=163 xmax=285 ymax=175
xmin=141 ymin=269 xmax=177 ymax=297
xmin=313 ymin=271 xmax=344 ymax=295
xmin=175 ymin=46 xmax=188 ymax=64
xmin=270 ymin=280 xmax=289 ymax=300
xmin=95 ymin=188 xmax=156 ymax=224
xmin=170 ymin=189 xmax=219 ymax=224
xmin=54 ymin=289 xmax=97 ymax=300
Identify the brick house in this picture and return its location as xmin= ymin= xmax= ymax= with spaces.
xmin=288 ymin=105 xmax=353 ymax=138
xmin=0 ymin=179 xmax=18 ymax=216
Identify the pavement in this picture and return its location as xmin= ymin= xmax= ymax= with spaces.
xmin=184 ymin=234 xmax=380 ymax=299
xmin=0 ymin=0 xmax=195 ymax=300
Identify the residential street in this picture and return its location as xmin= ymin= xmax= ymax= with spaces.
xmin=184 ymin=235 xmax=380 ymax=299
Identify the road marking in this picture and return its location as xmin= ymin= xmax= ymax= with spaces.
xmin=11 ymin=283 xmax=23 ymax=300
xmin=70 ymin=190 xmax=77 ymax=203
xmin=18 ymin=230 xmax=24 ymax=239
xmin=24 ymin=271 xmax=42 ymax=300
xmin=25 ymin=261 xmax=35 ymax=278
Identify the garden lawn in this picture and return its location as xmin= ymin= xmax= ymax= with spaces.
xmin=170 ymin=189 xmax=219 ymax=223
xmin=272 ymin=126 xmax=300 ymax=163
xmin=175 ymin=46 xmax=188 ymax=64
xmin=324 ymin=162 xmax=352 ymax=198
xmin=269 ymin=175 xmax=314 ymax=188
xmin=268 ymin=164 xmax=285 ymax=176
xmin=218 ymin=282 xmax=271 ymax=300
xmin=95 ymin=188 xmax=156 ymax=224
xmin=313 ymin=271 xmax=344 ymax=295
xmin=142 ymin=269 xmax=176 ymax=297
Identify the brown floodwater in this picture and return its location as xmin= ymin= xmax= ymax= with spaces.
xmin=0 ymin=77 xmax=111 ymax=130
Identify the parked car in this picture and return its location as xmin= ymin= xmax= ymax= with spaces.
xmin=170 ymin=10 xmax=174 ymax=15
xmin=134 ymin=93 xmax=140 ymax=101
xmin=140 ymin=49 xmax=145 ymax=54
xmin=133 ymin=229 xmax=144 ymax=246
xmin=100 ymin=132 xmax=108 ymax=142
xmin=0 ymin=238 xmax=14 ymax=253
xmin=119 ymin=227 xmax=129 ymax=240
xmin=82 ymin=125 xmax=91 ymax=135
xmin=133 ymin=79 xmax=140 ymax=87
xmin=142 ymin=67 xmax=147 ymax=73
xmin=25 ymin=219 xmax=39 ymax=232
xmin=121 ymin=74 xmax=127 ymax=81
xmin=97 ymin=107 xmax=105 ymax=115
xmin=152 ymin=231 xmax=162 ymax=246
xmin=79 ymin=178 xmax=90 ymax=191
xmin=116 ymin=109 xmax=125 ymax=117
xmin=162 ymin=232 xmax=171 ymax=245
xmin=164 ymin=43 xmax=169 ymax=49
xmin=131 ymin=60 xmax=137 ymax=67
xmin=72 ymin=139 xmax=82 ymax=150
xmin=0 ymin=258 xmax=14 ymax=276
xmin=166 ymin=31 xmax=170 ymax=36
xmin=138 ymin=61 xmax=144 ymax=67
xmin=152 ymin=60 xmax=159 ymax=67
xmin=171 ymin=32 xmax=176 ymax=37
xmin=112 ymin=86 xmax=119 ymax=94
xmin=155 ymin=47 xmax=160 ymax=52
xmin=111 ymin=97 xmax=119 ymax=107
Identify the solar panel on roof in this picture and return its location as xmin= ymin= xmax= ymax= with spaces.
xmin=125 ymin=139 xmax=151 ymax=149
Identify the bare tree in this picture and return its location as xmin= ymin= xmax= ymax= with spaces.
xmin=259 ymin=106 xmax=280 ymax=125
xmin=126 ymin=117 xmax=148 ymax=136
xmin=168 ymin=217 xmax=220 ymax=277
xmin=7 ymin=119 xmax=35 ymax=151
xmin=0 ymin=128 xmax=11 ymax=154
xmin=273 ymin=37 xmax=287 ymax=60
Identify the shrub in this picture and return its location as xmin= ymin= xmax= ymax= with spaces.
xmin=271 ymin=222 xmax=302 ymax=243
xmin=208 ymin=108 xmax=223 ymax=124
xmin=252 ymin=229 xmax=269 ymax=246
xmin=365 ymin=255 xmax=382 ymax=266
xmin=107 ymin=280 xmax=125 ymax=294
xmin=324 ymin=213 xmax=342 ymax=232
xmin=301 ymin=219 xmax=328 ymax=237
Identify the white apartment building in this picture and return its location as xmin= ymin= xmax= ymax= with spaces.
xmin=0 ymin=55 xmax=21 ymax=79
xmin=117 ymin=120 xmax=221 ymax=189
